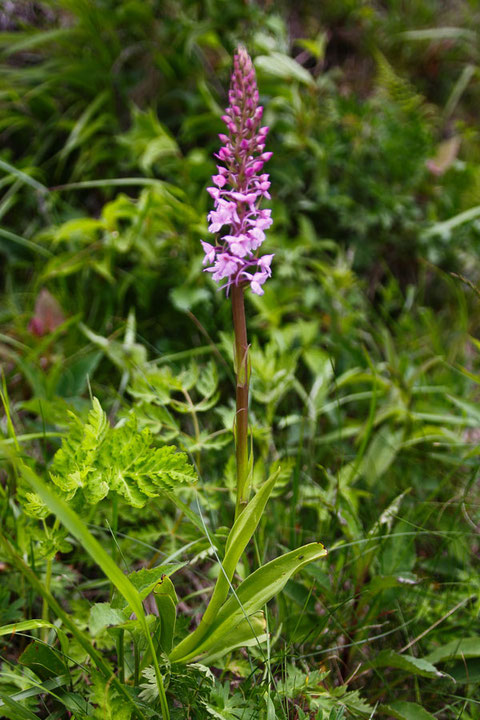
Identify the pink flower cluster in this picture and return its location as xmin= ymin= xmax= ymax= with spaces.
xmin=201 ymin=46 xmax=273 ymax=295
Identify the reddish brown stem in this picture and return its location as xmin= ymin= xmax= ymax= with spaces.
xmin=231 ymin=284 xmax=249 ymax=517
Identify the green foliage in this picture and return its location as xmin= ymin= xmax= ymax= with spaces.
xmin=48 ymin=397 xmax=197 ymax=509
xmin=2 ymin=0 xmax=480 ymax=718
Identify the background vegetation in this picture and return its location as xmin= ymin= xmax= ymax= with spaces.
xmin=2 ymin=0 xmax=480 ymax=718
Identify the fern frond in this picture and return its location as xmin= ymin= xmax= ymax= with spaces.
xmin=49 ymin=398 xmax=196 ymax=509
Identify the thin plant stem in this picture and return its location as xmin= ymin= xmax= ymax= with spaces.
xmin=182 ymin=388 xmax=201 ymax=471
xmin=118 ymin=629 xmax=125 ymax=684
xmin=111 ymin=495 xmax=118 ymax=601
xmin=42 ymin=557 xmax=53 ymax=641
xmin=231 ymin=284 xmax=250 ymax=518
xmin=41 ymin=517 xmax=59 ymax=642
xmin=134 ymin=639 xmax=140 ymax=687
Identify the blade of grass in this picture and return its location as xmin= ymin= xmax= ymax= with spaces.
xmin=17 ymin=461 xmax=170 ymax=720
xmin=0 ymin=530 xmax=147 ymax=719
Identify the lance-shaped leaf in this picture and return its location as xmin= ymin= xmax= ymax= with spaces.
xmin=153 ymin=575 xmax=177 ymax=654
xmin=200 ymin=611 xmax=267 ymax=665
xmin=172 ymin=542 xmax=326 ymax=664
xmin=170 ymin=469 xmax=278 ymax=662
xmin=19 ymin=461 xmax=170 ymax=719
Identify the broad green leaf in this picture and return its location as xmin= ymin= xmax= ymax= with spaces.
xmin=19 ymin=641 xmax=68 ymax=681
xmin=170 ymin=470 xmax=278 ymax=662
xmin=370 ymin=650 xmax=445 ymax=679
xmin=153 ymin=575 xmax=177 ymax=654
xmin=114 ymin=564 xmax=185 ymax=607
xmin=200 ymin=612 xmax=267 ymax=665
xmin=361 ymin=427 xmax=402 ymax=484
xmin=174 ymin=542 xmax=326 ymax=663
xmin=56 ymin=691 xmax=95 ymax=716
xmin=449 ymin=657 xmax=480 ymax=684
xmin=255 ymin=53 xmax=315 ymax=86
xmin=381 ymin=701 xmax=437 ymax=720
xmin=427 ymin=637 xmax=480 ymax=664
xmin=89 ymin=603 xmax=128 ymax=636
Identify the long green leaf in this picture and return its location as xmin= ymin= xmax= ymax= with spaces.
xmin=0 ymin=532 xmax=122 ymax=694
xmin=0 ymin=227 xmax=52 ymax=257
xmin=427 ymin=637 xmax=480 ymax=664
xmin=370 ymin=650 xmax=445 ymax=679
xmin=0 ymin=619 xmax=59 ymax=637
xmin=0 ymin=675 xmax=69 ymax=709
xmin=169 ymin=470 xmax=278 ymax=662
xmin=0 ymin=158 xmax=49 ymax=194
xmin=0 ymin=691 xmax=40 ymax=720
xmin=381 ymin=701 xmax=437 ymax=720
xmin=173 ymin=542 xmax=326 ymax=663
xmin=200 ymin=612 xmax=267 ymax=664
xmin=19 ymin=462 xmax=170 ymax=720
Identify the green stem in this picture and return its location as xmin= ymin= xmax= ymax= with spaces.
xmin=111 ymin=495 xmax=118 ymax=600
xmin=182 ymin=388 xmax=201 ymax=472
xmin=117 ymin=629 xmax=125 ymax=684
xmin=42 ymin=557 xmax=53 ymax=641
xmin=134 ymin=639 xmax=140 ymax=686
xmin=231 ymin=284 xmax=250 ymax=518
xmin=41 ymin=517 xmax=59 ymax=642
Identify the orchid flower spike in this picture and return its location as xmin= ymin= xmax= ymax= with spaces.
xmin=201 ymin=46 xmax=273 ymax=295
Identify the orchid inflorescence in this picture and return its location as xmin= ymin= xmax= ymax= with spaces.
xmin=201 ymin=46 xmax=273 ymax=295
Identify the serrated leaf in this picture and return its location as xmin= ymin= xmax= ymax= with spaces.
xmin=197 ymin=361 xmax=218 ymax=398
xmin=49 ymin=398 xmax=196 ymax=508
xmin=370 ymin=650 xmax=445 ymax=679
xmin=20 ymin=489 xmax=50 ymax=519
